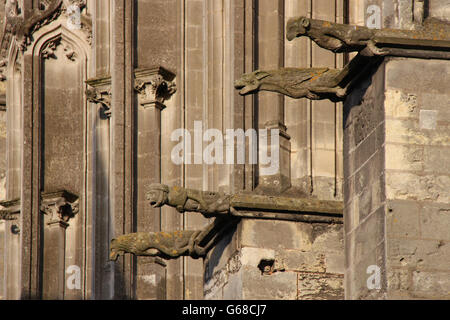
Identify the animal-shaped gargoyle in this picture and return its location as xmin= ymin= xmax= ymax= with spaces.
xmin=286 ymin=16 xmax=450 ymax=55
xmin=286 ymin=16 xmax=377 ymax=53
xmin=234 ymin=67 xmax=347 ymax=102
xmin=110 ymin=230 xmax=206 ymax=260
xmin=147 ymin=183 xmax=231 ymax=218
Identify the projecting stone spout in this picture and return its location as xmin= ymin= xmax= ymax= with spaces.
xmin=286 ymin=16 xmax=450 ymax=55
xmin=146 ymin=183 xmax=231 ymax=217
xmin=110 ymin=230 xmax=205 ymax=260
xmin=286 ymin=16 xmax=376 ymax=53
xmin=234 ymin=68 xmax=347 ymax=102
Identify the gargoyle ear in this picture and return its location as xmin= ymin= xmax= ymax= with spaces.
xmin=301 ymin=17 xmax=311 ymax=28
xmin=255 ymin=71 xmax=270 ymax=80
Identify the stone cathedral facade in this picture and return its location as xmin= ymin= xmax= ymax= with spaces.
xmin=0 ymin=0 xmax=449 ymax=300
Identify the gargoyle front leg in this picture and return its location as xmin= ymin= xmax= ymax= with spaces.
xmin=362 ymin=40 xmax=389 ymax=57
xmin=307 ymin=86 xmax=347 ymax=101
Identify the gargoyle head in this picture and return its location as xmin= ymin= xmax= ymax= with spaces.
xmin=146 ymin=183 xmax=169 ymax=208
xmin=109 ymin=238 xmax=124 ymax=261
xmin=286 ymin=16 xmax=311 ymax=41
xmin=234 ymin=70 xmax=270 ymax=95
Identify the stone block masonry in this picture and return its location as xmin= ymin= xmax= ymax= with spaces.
xmin=204 ymin=219 xmax=344 ymax=300
xmin=344 ymin=57 xmax=450 ymax=300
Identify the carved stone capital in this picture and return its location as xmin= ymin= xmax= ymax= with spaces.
xmin=40 ymin=191 xmax=79 ymax=228
xmin=0 ymin=199 xmax=21 ymax=221
xmin=134 ymin=67 xmax=177 ymax=110
xmin=86 ymin=75 xmax=112 ymax=118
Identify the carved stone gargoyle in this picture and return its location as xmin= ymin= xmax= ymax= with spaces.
xmin=286 ymin=16 xmax=450 ymax=55
xmin=110 ymin=230 xmax=205 ymax=260
xmin=147 ymin=183 xmax=231 ymax=218
xmin=286 ymin=16 xmax=379 ymax=54
xmin=110 ymin=216 xmax=237 ymax=260
xmin=111 ymin=183 xmax=343 ymax=260
xmin=234 ymin=67 xmax=347 ymax=102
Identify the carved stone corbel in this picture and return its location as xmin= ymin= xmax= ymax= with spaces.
xmin=40 ymin=191 xmax=79 ymax=228
xmin=86 ymin=75 xmax=112 ymax=118
xmin=134 ymin=67 xmax=177 ymax=110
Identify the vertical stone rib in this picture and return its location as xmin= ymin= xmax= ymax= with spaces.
xmin=111 ymin=0 xmax=135 ymax=299
xmin=257 ymin=0 xmax=291 ymax=192
xmin=311 ymin=0 xmax=338 ymax=200
xmin=285 ymin=0 xmax=312 ymax=195
xmin=21 ymin=51 xmax=41 ymax=299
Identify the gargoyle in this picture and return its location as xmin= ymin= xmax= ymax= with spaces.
xmin=110 ymin=230 xmax=205 ymax=260
xmin=234 ymin=67 xmax=347 ymax=102
xmin=147 ymin=183 xmax=231 ymax=218
xmin=110 ymin=216 xmax=237 ymax=260
xmin=286 ymin=16 xmax=450 ymax=56
xmin=286 ymin=16 xmax=381 ymax=54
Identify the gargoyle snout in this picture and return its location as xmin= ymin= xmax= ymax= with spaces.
xmin=286 ymin=17 xmax=310 ymax=41
xmin=149 ymin=200 xmax=158 ymax=207
xmin=234 ymin=79 xmax=245 ymax=90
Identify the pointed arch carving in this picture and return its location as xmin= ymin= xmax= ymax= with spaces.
xmin=20 ymin=19 xmax=93 ymax=299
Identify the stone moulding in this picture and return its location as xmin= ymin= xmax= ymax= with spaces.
xmin=134 ymin=66 xmax=177 ymax=110
xmin=40 ymin=190 xmax=79 ymax=228
xmin=86 ymin=75 xmax=112 ymax=118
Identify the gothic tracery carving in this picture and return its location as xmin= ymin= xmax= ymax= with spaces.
xmin=0 ymin=0 xmax=92 ymax=80
xmin=41 ymin=38 xmax=77 ymax=61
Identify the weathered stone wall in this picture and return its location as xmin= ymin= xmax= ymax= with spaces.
xmin=429 ymin=0 xmax=450 ymax=22
xmin=344 ymin=57 xmax=450 ymax=299
xmin=204 ymin=219 xmax=344 ymax=300
xmin=343 ymin=60 xmax=386 ymax=299
xmin=384 ymin=58 xmax=450 ymax=299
